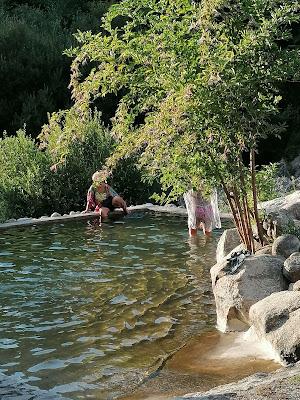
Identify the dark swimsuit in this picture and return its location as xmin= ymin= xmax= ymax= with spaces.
xmin=101 ymin=196 xmax=115 ymax=211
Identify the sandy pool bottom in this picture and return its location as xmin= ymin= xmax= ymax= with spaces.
xmin=120 ymin=329 xmax=280 ymax=400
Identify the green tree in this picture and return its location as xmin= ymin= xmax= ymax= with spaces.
xmin=0 ymin=1 xmax=115 ymax=136
xmin=63 ymin=0 xmax=300 ymax=250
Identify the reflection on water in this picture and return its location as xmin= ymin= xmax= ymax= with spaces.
xmin=0 ymin=213 xmax=223 ymax=399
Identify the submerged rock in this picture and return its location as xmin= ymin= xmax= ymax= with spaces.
xmin=249 ymin=291 xmax=300 ymax=364
xmin=211 ymin=255 xmax=287 ymax=332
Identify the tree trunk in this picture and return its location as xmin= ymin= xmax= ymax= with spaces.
xmin=250 ymin=148 xmax=265 ymax=245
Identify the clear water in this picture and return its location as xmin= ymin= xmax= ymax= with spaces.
xmin=0 ymin=213 xmax=223 ymax=399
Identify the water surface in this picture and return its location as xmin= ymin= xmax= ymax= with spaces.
xmin=0 ymin=213 xmax=223 ymax=399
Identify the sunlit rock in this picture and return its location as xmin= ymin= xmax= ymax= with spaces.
xmin=51 ymin=212 xmax=61 ymax=218
xmin=255 ymin=245 xmax=272 ymax=255
xmin=211 ymin=255 xmax=287 ymax=332
xmin=283 ymin=253 xmax=300 ymax=283
xmin=289 ymin=281 xmax=300 ymax=291
xmin=272 ymin=234 xmax=300 ymax=259
xmin=216 ymin=228 xmax=242 ymax=263
xmin=249 ymin=291 xmax=300 ymax=364
xmin=261 ymin=190 xmax=300 ymax=220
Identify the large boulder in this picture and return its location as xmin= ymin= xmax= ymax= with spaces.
xmin=210 ymin=255 xmax=287 ymax=332
xmin=272 ymin=234 xmax=300 ymax=259
xmin=262 ymin=209 xmax=294 ymax=238
xmin=249 ymin=291 xmax=300 ymax=364
xmin=216 ymin=228 xmax=242 ymax=263
xmin=289 ymin=281 xmax=300 ymax=291
xmin=284 ymin=253 xmax=300 ymax=283
xmin=261 ymin=190 xmax=300 ymax=220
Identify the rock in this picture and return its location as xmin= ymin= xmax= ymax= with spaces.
xmin=249 ymin=291 xmax=300 ymax=364
xmin=69 ymin=211 xmax=76 ymax=215
xmin=211 ymin=255 xmax=287 ymax=332
xmin=216 ymin=228 xmax=242 ymax=263
xmin=289 ymin=281 xmax=300 ymax=291
xmin=5 ymin=219 xmax=16 ymax=223
xmin=255 ymin=245 xmax=272 ymax=255
xmin=50 ymin=212 xmax=61 ymax=218
xmin=272 ymin=234 xmax=300 ymax=259
xmin=261 ymin=190 xmax=300 ymax=220
xmin=283 ymin=253 xmax=300 ymax=283
xmin=262 ymin=209 xmax=294 ymax=238
xmin=17 ymin=217 xmax=32 ymax=221
xmin=40 ymin=216 xmax=49 ymax=219
xmin=290 ymin=155 xmax=300 ymax=177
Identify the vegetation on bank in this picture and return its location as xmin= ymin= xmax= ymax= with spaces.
xmin=0 ymin=0 xmax=300 ymax=241
xmin=0 ymin=110 xmax=155 ymax=222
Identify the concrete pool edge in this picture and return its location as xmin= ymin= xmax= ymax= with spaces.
xmin=0 ymin=204 xmax=233 ymax=230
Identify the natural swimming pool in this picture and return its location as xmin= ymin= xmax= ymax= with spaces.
xmin=0 ymin=212 xmax=225 ymax=399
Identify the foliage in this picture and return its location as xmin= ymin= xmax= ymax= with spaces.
xmin=65 ymin=0 xmax=300 ymax=249
xmin=39 ymin=108 xmax=157 ymax=211
xmin=0 ymin=130 xmax=49 ymax=221
xmin=256 ymin=163 xmax=280 ymax=202
xmin=282 ymin=221 xmax=300 ymax=241
xmin=0 ymin=0 xmax=116 ymax=137
xmin=39 ymin=109 xmax=115 ymax=214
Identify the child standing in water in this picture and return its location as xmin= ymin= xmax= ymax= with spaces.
xmin=183 ymin=188 xmax=221 ymax=236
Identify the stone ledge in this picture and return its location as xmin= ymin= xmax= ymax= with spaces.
xmin=0 ymin=204 xmax=232 ymax=230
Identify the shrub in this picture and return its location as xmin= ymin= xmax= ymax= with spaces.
xmin=39 ymin=109 xmax=115 ymax=214
xmin=256 ymin=163 xmax=280 ymax=202
xmin=0 ymin=129 xmax=49 ymax=221
xmin=40 ymin=108 xmax=157 ymax=213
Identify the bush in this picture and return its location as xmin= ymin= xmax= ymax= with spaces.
xmin=0 ymin=109 xmax=159 ymax=221
xmin=0 ymin=129 xmax=49 ymax=221
xmin=111 ymin=156 xmax=160 ymax=205
xmin=256 ymin=163 xmax=280 ymax=202
xmin=39 ymin=109 xmax=115 ymax=214
xmin=40 ymin=108 xmax=157 ymax=213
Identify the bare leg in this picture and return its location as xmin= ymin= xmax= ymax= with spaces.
xmin=100 ymin=207 xmax=110 ymax=219
xmin=201 ymin=223 xmax=212 ymax=237
xmin=189 ymin=227 xmax=197 ymax=237
xmin=112 ymin=196 xmax=128 ymax=214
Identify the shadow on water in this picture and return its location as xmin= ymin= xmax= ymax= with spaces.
xmin=0 ymin=213 xmax=279 ymax=399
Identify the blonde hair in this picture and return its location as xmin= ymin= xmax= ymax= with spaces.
xmin=92 ymin=169 xmax=109 ymax=183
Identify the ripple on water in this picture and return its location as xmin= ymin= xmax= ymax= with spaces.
xmin=0 ymin=214 xmax=224 ymax=399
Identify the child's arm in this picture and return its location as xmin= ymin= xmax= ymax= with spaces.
xmin=85 ymin=186 xmax=96 ymax=211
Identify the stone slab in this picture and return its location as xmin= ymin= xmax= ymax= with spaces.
xmin=0 ymin=205 xmax=232 ymax=231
